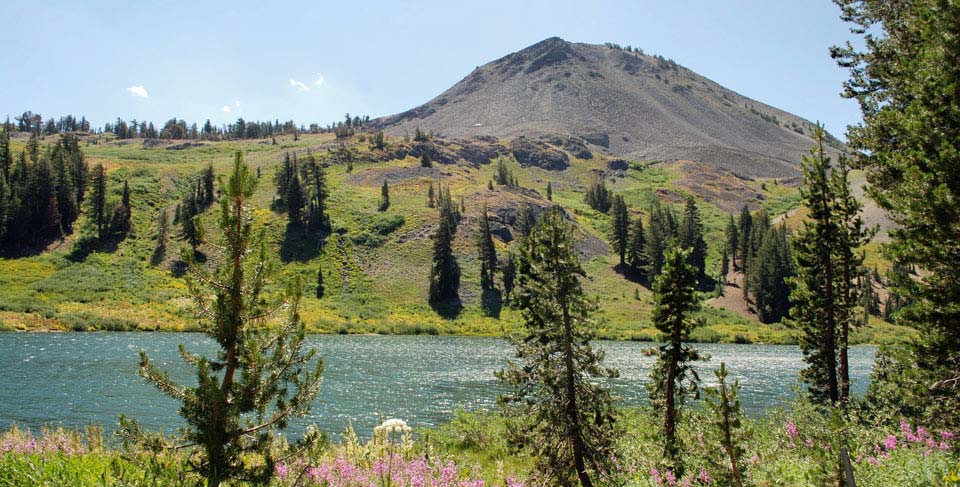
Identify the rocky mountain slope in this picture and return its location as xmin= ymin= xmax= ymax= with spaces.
xmin=371 ymin=37 xmax=842 ymax=178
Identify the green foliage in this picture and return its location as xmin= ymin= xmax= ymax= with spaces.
xmin=584 ymin=179 xmax=612 ymax=213
xmin=497 ymin=208 xmax=619 ymax=487
xmin=429 ymin=185 xmax=460 ymax=304
xmin=703 ymin=362 xmax=747 ymax=487
xmin=649 ymin=245 xmax=704 ymax=473
xmin=126 ymin=152 xmax=324 ymax=486
xmin=746 ymin=224 xmax=794 ymax=323
xmin=378 ymin=180 xmax=390 ymax=212
xmin=678 ymin=196 xmax=708 ymax=281
xmin=610 ymin=194 xmax=629 ymax=265
xmin=833 ymin=0 xmax=960 ymax=427
xmin=788 ymin=126 xmax=870 ymax=407
xmin=476 ymin=206 xmax=497 ymax=290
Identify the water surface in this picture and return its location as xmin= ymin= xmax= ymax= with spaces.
xmin=0 ymin=333 xmax=875 ymax=437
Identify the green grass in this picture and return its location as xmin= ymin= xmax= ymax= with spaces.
xmin=0 ymin=132 xmax=907 ymax=344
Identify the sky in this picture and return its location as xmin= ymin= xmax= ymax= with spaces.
xmin=0 ymin=0 xmax=862 ymax=138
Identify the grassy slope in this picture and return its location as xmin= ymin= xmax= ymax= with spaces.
xmin=0 ymin=132 xmax=915 ymax=344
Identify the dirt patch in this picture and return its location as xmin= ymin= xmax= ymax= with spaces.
xmin=670 ymin=160 xmax=764 ymax=212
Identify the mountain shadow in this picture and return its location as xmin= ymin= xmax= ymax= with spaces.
xmin=279 ymin=224 xmax=323 ymax=263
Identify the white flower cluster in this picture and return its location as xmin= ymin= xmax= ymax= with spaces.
xmin=374 ymin=418 xmax=411 ymax=436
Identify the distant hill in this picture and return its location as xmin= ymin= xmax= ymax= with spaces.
xmin=371 ymin=37 xmax=843 ymax=178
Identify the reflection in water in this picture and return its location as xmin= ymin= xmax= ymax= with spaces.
xmin=0 ymin=333 xmax=875 ymax=437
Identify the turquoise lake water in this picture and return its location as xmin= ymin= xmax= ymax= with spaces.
xmin=0 ymin=333 xmax=875 ymax=437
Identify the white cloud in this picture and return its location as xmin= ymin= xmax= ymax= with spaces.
xmin=289 ymin=79 xmax=310 ymax=92
xmin=234 ymin=100 xmax=241 ymax=108
xmin=315 ymin=73 xmax=325 ymax=87
xmin=222 ymin=105 xmax=232 ymax=113
xmin=126 ymin=85 xmax=149 ymax=98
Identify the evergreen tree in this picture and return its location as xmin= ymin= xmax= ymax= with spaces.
xmin=154 ymin=209 xmax=168 ymax=256
xmin=85 ymin=164 xmax=107 ymax=242
xmin=202 ymin=163 xmax=215 ymax=204
xmin=609 ymin=194 xmax=630 ymax=266
xmin=747 ymin=225 xmax=794 ymax=323
xmin=627 ymin=214 xmax=647 ymax=276
xmin=644 ymin=201 xmax=672 ymax=277
xmin=833 ymin=2 xmax=960 ymax=423
xmin=502 ymin=252 xmax=516 ymax=301
xmin=704 ymin=363 xmax=747 ymax=487
xmin=497 ymin=208 xmax=619 ymax=487
xmin=286 ymin=172 xmax=305 ymax=226
xmin=546 ymin=181 xmax=553 ymax=201
xmin=724 ymin=214 xmax=739 ymax=270
xmin=737 ymin=206 xmax=752 ymax=271
xmin=429 ymin=189 xmax=460 ymax=303
xmin=788 ymin=126 xmax=843 ymax=405
xmin=495 ymin=159 xmax=511 ymax=186
xmin=274 ymin=152 xmax=296 ymax=210
xmin=678 ymin=196 xmax=707 ymax=281
xmin=426 ymin=181 xmax=435 ymax=208
xmin=584 ymin=179 xmax=612 ymax=212
xmin=302 ymin=154 xmax=328 ymax=230
xmin=720 ymin=247 xmax=729 ymax=286
xmin=476 ymin=206 xmax=497 ymax=290
xmin=420 ymin=152 xmax=432 ymax=168
xmin=378 ymin=180 xmax=390 ymax=212
xmin=128 ymin=152 xmax=324 ymax=486
xmin=517 ymin=201 xmax=536 ymax=238
xmin=648 ymin=245 xmax=704 ymax=473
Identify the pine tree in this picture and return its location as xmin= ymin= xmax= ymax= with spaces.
xmin=737 ymin=206 xmax=752 ymax=271
xmin=789 ymin=126 xmax=842 ymax=405
xmin=725 ymin=214 xmax=739 ymax=270
xmin=378 ymin=180 xmax=390 ymax=212
xmin=644 ymin=201 xmax=671 ymax=277
xmin=302 ymin=154 xmax=328 ymax=230
xmin=496 ymin=159 xmax=511 ymax=186
xmin=286 ymin=171 xmax=305 ymax=225
xmin=85 ymin=164 xmax=107 ymax=242
xmin=154 ymin=209 xmax=168 ymax=256
xmin=833 ymin=1 xmax=960 ymax=423
xmin=517 ymin=201 xmax=536 ymax=238
xmin=502 ymin=251 xmax=516 ymax=301
xmin=429 ymin=189 xmax=460 ymax=303
xmin=202 ymin=163 xmax=215 ymax=204
xmin=678 ymin=196 xmax=707 ymax=281
xmin=128 ymin=152 xmax=324 ymax=486
xmin=610 ymin=194 xmax=629 ymax=266
xmin=426 ymin=182 xmax=435 ymax=208
xmin=649 ymin=245 xmax=704 ymax=473
xmin=476 ymin=206 xmax=497 ymax=290
xmin=747 ymin=225 xmax=794 ymax=323
xmin=627 ymin=214 xmax=647 ymax=276
xmin=704 ymin=362 xmax=746 ymax=487
xmin=497 ymin=208 xmax=619 ymax=487
xmin=584 ymin=179 xmax=612 ymax=212
xmin=420 ymin=152 xmax=432 ymax=168
xmin=546 ymin=181 xmax=553 ymax=201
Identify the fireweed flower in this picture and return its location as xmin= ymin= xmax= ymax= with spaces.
xmin=883 ymin=435 xmax=898 ymax=450
xmin=699 ymin=467 xmax=713 ymax=484
xmin=274 ymin=461 xmax=288 ymax=480
xmin=786 ymin=420 xmax=799 ymax=440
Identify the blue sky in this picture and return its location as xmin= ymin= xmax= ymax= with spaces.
xmin=0 ymin=0 xmax=861 ymax=138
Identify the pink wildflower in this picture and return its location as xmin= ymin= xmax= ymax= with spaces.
xmin=786 ymin=421 xmax=799 ymax=440
xmin=883 ymin=434 xmax=898 ymax=450
xmin=699 ymin=467 xmax=713 ymax=484
xmin=274 ymin=461 xmax=288 ymax=480
xmin=867 ymin=456 xmax=880 ymax=466
xmin=650 ymin=467 xmax=664 ymax=486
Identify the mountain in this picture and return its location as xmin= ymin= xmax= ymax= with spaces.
xmin=371 ymin=37 xmax=841 ymax=178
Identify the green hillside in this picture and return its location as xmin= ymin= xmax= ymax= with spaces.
xmin=0 ymin=131 xmax=913 ymax=344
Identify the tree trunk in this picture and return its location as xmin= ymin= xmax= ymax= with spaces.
xmin=561 ymin=294 xmax=593 ymax=487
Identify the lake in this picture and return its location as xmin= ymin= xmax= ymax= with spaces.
xmin=0 ymin=333 xmax=875 ymax=438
